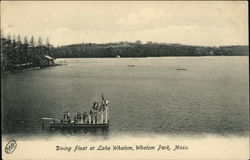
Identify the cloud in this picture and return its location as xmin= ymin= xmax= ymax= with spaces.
xmin=119 ymin=8 xmax=166 ymax=26
xmin=56 ymin=27 xmax=71 ymax=33
xmin=1 ymin=1 xmax=248 ymax=46
xmin=7 ymin=24 xmax=14 ymax=28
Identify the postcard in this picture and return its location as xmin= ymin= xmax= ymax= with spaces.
xmin=1 ymin=1 xmax=249 ymax=160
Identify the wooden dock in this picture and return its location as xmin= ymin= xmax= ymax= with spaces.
xmin=50 ymin=122 xmax=109 ymax=129
xmin=45 ymin=94 xmax=110 ymax=131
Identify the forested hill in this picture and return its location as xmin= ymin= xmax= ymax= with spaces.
xmin=50 ymin=42 xmax=249 ymax=58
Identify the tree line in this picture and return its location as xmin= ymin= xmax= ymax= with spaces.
xmin=51 ymin=41 xmax=249 ymax=58
xmin=1 ymin=33 xmax=248 ymax=71
xmin=1 ymin=34 xmax=53 ymax=71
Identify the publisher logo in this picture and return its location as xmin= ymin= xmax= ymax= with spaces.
xmin=5 ymin=140 xmax=17 ymax=154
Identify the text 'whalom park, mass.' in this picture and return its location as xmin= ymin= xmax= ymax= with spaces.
xmin=56 ymin=144 xmax=189 ymax=152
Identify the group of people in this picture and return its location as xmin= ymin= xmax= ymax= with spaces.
xmin=61 ymin=111 xmax=71 ymax=124
xmin=61 ymin=94 xmax=109 ymax=124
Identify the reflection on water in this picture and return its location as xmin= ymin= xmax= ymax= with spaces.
xmin=1 ymin=57 xmax=249 ymax=138
xmin=48 ymin=128 xmax=110 ymax=139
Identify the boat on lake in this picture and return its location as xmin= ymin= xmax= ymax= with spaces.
xmin=42 ymin=94 xmax=109 ymax=130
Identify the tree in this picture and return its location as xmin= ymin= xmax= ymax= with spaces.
xmin=37 ymin=36 xmax=44 ymax=57
xmin=1 ymin=33 xmax=55 ymax=71
xmin=1 ymin=37 xmax=7 ymax=71
xmin=23 ymin=36 xmax=29 ymax=65
xmin=16 ymin=34 xmax=23 ymax=65
xmin=135 ymin=40 xmax=142 ymax=45
xmin=5 ymin=34 xmax=14 ymax=69
xmin=37 ymin=36 xmax=43 ymax=46
xmin=11 ymin=35 xmax=18 ymax=66
xmin=29 ymin=36 xmax=36 ymax=66
xmin=29 ymin=36 xmax=35 ymax=47
xmin=45 ymin=37 xmax=52 ymax=56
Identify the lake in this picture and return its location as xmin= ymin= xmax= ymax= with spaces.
xmin=1 ymin=56 xmax=249 ymax=138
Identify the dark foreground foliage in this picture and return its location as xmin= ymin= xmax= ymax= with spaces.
xmin=1 ymin=34 xmax=53 ymax=71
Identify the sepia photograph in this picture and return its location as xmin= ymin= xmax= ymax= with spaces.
xmin=1 ymin=1 xmax=249 ymax=160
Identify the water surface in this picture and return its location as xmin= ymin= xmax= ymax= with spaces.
xmin=1 ymin=56 xmax=249 ymax=138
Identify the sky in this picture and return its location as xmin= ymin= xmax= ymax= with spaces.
xmin=1 ymin=1 xmax=248 ymax=47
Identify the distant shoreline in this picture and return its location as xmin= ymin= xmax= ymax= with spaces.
xmin=52 ymin=43 xmax=249 ymax=58
xmin=54 ymin=55 xmax=249 ymax=58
